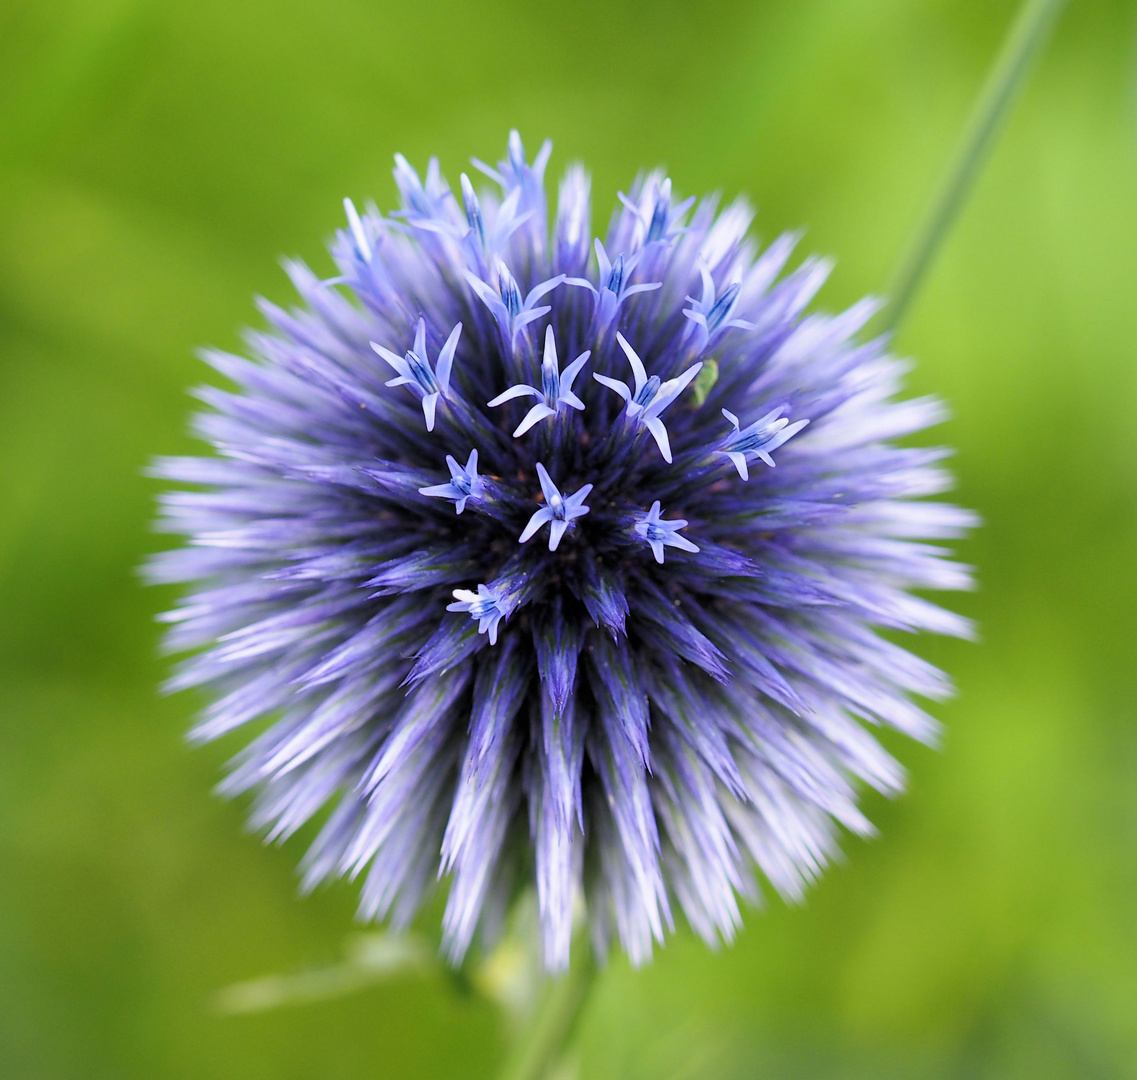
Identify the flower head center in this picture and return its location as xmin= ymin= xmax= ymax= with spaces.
xmin=467 ymin=594 xmax=498 ymax=619
xmin=450 ymin=471 xmax=473 ymax=496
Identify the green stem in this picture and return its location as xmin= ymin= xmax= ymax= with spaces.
xmin=881 ymin=0 xmax=1067 ymax=333
xmin=496 ymin=944 xmax=597 ymax=1080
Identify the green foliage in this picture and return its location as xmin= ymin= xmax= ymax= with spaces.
xmin=2 ymin=0 xmax=1136 ymax=1076
xmin=691 ymin=359 xmax=719 ymax=407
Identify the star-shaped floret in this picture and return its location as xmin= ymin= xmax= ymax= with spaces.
xmin=593 ymin=333 xmax=702 ymax=463
xmin=682 ymin=266 xmax=756 ymax=354
xmin=564 ymin=239 xmax=662 ymax=337
xmin=391 ymin=153 xmax=455 ymax=230
xmin=471 ymin=130 xmax=552 ymax=216
xmin=419 ymin=449 xmax=486 ymax=514
xmin=342 ymin=198 xmax=373 ymax=262
xmin=618 ymin=176 xmax=696 ymax=245
xmin=518 ymin=463 xmax=592 ymax=552
xmin=553 ymin=164 xmax=591 ymax=274
xmin=487 ymin=326 xmax=590 ymax=437
xmin=464 ymin=259 xmax=565 ymax=351
xmin=471 ymin=131 xmax=553 ymax=261
xmin=447 ymin=582 xmax=513 ymax=645
xmin=459 ymin=173 xmax=530 ymax=274
xmin=371 ymin=318 xmax=463 ymax=431
xmin=633 ymin=500 xmax=701 ymax=564
xmin=719 ymin=406 xmax=810 ymax=480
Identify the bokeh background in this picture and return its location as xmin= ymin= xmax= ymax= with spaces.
xmin=2 ymin=0 xmax=1136 ymax=1076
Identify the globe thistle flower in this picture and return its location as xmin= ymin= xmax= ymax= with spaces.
xmin=149 ymin=131 xmax=974 ymax=972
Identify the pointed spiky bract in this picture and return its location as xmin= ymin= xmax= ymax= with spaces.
xmin=149 ymin=132 xmax=975 ymax=972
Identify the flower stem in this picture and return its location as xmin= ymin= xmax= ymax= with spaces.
xmin=496 ymin=943 xmax=597 ymax=1080
xmin=881 ymin=0 xmax=1067 ymax=333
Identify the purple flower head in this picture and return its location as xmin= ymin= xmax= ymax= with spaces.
xmin=150 ymin=131 xmax=974 ymax=973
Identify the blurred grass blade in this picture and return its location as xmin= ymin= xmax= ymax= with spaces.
xmin=213 ymin=932 xmax=433 ymax=1014
xmin=495 ymin=938 xmax=596 ymax=1080
xmin=473 ymin=891 xmax=545 ymax=1028
xmin=882 ymin=0 xmax=1067 ymax=332
xmin=691 ymin=358 xmax=719 ymax=406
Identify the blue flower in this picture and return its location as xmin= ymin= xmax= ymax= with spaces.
xmin=566 ymin=240 xmax=662 ymax=338
xmin=472 ymin=130 xmax=552 ymax=253
xmin=392 ymin=153 xmax=453 ymax=230
xmin=719 ymin=406 xmax=810 ymax=480
xmin=342 ymin=197 xmax=373 ymax=262
xmin=518 ymin=463 xmax=593 ymax=551
xmin=447 ymin=582 xmax=514 ymax=645
xmin=371 ymin=317 xmax=462 ymax=431
xmin=151 ymin=131 xmax=974 ymax=973
xmin=682 ymin=266 xmax=756 ymax=354
xmin=594 ymin=332 xmax=703 ymax=462
xmin=553 ymin=165 xmax=591 ymax=276
xmin=487 ymin=326 xmax=590 ymax=436
xmin=419 ymin=449 xmax=486 ymax=514
xmin=618 ymin=176 xmax=695 ymax=246
xmin=464 ymin=259 xmax=565 ymax=353
xmin=458 ymin=172 xmax=528 ymax=275
xmin=633 ymin=501 xmax=700 ymax=563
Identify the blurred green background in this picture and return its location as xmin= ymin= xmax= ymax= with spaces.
xmin=2 ymin=0 xmax=1136 ymax=1076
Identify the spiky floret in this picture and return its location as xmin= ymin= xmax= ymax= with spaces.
xmin=149 ymin=132 xmax=975 ymax=971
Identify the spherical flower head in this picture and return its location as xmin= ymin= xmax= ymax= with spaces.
xmin=149 ymin=131 xmax=975 ymax=973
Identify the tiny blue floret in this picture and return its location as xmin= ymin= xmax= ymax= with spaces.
xmin=487 ymin=326 xmax=590 ymax=436
xmin=447 ymin=582 xmax=513 ymax=645
xmin=720 ymin=406 xmax=810 ymax=480
xmin=459 ymin=172 xmax=527 ymax=273
xmin=619 ymin=177 xmax=695 ymax=245
xmin=465 ymin=260 xmax=565 ymax=351
xmin=419 ymin=449 xmax=486 ymax=514
xmin=371 ymin=317 xmax=462 ymax=431
xmin=683 ymin=266 xmax=757 ymax=353
xmin=565 ymin=239 xmax=662 ymax=337
xmin=392 ymin=153 xmax=451 ymax=227
xmin=633 ymin=500 xmax=700 ymax=564
xmin=594 ymin=332 xmax=702 ymax=463
xmin=518 ymin=462 xmax=593 ymax=551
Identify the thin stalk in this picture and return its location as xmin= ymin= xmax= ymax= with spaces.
xmin=496 ymin=944 xmax=597 ymax=1080
xmin=882 ymin=0 xmax=1067 ymax=333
